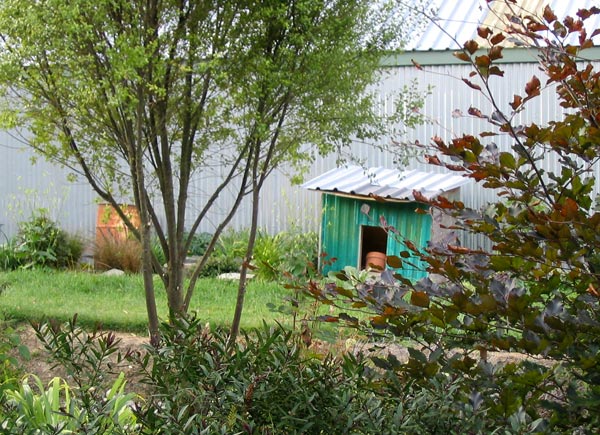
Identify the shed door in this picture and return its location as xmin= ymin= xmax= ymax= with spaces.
xmin=359 ymin=225 xmax=387 ymax=269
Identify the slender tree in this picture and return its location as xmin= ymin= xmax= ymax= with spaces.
xmin=0 ymin=0 xmax=247 ymax=342
xmin=0 ymin=0 xmax=426 ymax=341
xmin=226 ymin=1 xmax=428 ymax=341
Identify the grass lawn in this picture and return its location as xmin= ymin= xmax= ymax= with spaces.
xmin=0 ymin=269 xmax=300 ymax=333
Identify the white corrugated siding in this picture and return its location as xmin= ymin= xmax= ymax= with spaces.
xmin=3 ymin=56 xmax=598 ymax=250
xmin=0 ymin=132 xmax=97 ymax=241
xmin=3 ymin=56 xmax=599 ymax=248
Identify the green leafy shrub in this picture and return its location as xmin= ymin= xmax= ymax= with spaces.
xmin=253 ymin=229 xmax=318 ymax=281
xmin=277 ymin=229 xmax=318 ymax=278
xmin=0 ymin=318 xmax=29 ymax=395
xmin=150 ymin=236 xmax=167 ymax=266
xmin=32 ymin=318 xmax=125 ymax=395
xmin=196 ymin=228 xmax=247 ymax=278
xmin=12 ymin=211 xmax=84 ymax=269
xmin=132 ymin=317 xmax=537 ymax=434
xmin=146 ymin=231 xmax=216 ymax=274
xmin=63 ymin=232 xmax=85 ymax=266
xmin=218 ymin=227 xmax=250 ymax=259
xmin=252 ymin=230 xmax=283 ymax=281
xmin=5 ymin=318 xmax=536 ymax=434
xmin=185 ymin=231 xmax=213 ymax=256
xmin=1 ymin=318 xmax=138 ymax=433
xmin=94 ymin=237 xmax=142 ymax=273
xmin=0 ymin=240 xmax=20 ymax=271
xmin=197 ymin=252 xmax=241 ymax=278
xmin=131 ymin=316 xmax=420 ymax=434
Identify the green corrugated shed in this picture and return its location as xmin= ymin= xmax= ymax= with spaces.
xmin=320 ymin=193 xmax=431 ymax=281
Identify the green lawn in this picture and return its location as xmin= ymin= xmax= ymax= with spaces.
xmin=0 ymin=270 xmax=297 ymax=333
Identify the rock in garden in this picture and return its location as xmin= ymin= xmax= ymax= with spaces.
xmin=102 ymin=268 xmax=125 ymax=276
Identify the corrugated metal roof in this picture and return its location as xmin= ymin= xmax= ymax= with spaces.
xmin=406 ymin=0 xmax=600 ymax=51
xmin=302 ymin=166 xmax=470 ymax=201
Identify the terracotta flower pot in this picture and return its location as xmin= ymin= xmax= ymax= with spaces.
xmin=95 ymin=203 xmax=140 ymax=244
xmin=365 ymin=251 xmax=386 ymax=270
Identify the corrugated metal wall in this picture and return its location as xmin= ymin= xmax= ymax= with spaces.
xmin=0 ymin=131 xmax=97 ymax=242
xmin=377 ymin=57 xmax=600 ymax=249
xmin=2 ymin=54 xmax=599 ymax=252
xmin=320 ymin=193 xmax=431 ymax=280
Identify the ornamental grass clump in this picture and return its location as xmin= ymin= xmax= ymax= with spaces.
xmin=94 ymin=237 xmax=142 ymax=273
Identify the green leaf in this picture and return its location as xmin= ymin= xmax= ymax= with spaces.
xmin=499 ymin=152 xmax=516 ymax=169
xmin=18 ymin=344 xmax=31 ymax=360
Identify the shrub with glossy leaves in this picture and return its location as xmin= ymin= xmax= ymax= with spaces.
xmin=131 ymin=317 xmax=427 ymax=434
xmin=0 ymin=318 xmax=28 ymax=395
xmin=185 ymin=231 xmax=213 ymax=256
xmin=132 ymin=316 xmax=538 ymax=434
xmin=1 ymin=318 xmax=139 ymax=434
xmin=1 ymin=318 xmax=534 ymax=434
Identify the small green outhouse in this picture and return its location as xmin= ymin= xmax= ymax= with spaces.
xmin=302 ymin=166 xmax=469 ymax=280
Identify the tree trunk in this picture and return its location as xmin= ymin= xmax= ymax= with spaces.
xmin=135 ymin=85 xmax=161 ymax=346
xmin=140 ymin=210 xmax=161 ymax=347
xmin=229 ymin=186 xmax=260 ymax=345
xmin=167 ymin=257 xmax=185 ymax=318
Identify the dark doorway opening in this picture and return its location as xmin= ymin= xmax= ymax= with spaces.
xmin=360 ymin=225 xmax=388 ymax=269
